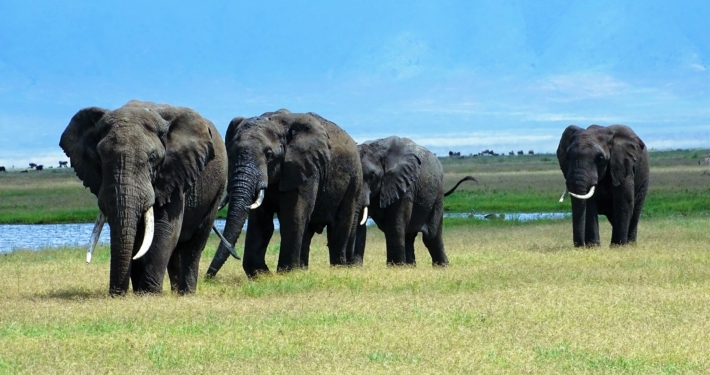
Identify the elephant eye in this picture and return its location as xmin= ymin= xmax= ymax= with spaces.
xmin=265 ymin=149 xmax=274 ymax=160
xmin=595 ymin=154 xmax=605 ymax=163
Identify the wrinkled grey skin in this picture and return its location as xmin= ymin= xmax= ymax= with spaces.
xmin=351 ymin=136 xmax=476 ymax=266
xmin=206 ymin=110 xmax=362 ymax=278
xmin=557 ymin=124 xmax=649 ymax=247
xmin=60 ymin=100 xmax=227 ymax=295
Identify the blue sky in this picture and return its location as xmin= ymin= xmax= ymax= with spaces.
xmin=0 ymin=0 xmax=708 ymax=167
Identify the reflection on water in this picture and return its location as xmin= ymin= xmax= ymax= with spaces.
xmin=0 ymin=212 xmax=569 ymax=252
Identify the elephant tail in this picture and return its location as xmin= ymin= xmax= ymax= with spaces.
xmin=444 ymin=176 xmax=477 ymax=197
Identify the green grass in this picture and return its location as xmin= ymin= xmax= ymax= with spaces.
xmin=2 ymin=217 xmax=709 ymax=373
xmin=0 ymin=149 xmax=707 ymax=224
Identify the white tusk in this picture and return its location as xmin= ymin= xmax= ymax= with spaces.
xmin=132 ymin=207 xmax=155 ymax=260
xmin=558 ymin=188 xmax=568 ymax=203
xmin=249 ymin=189 xmax=265 ymax=209
xmin=86 ymin=212 xmax=106 ymax=263
xmin=359 ymin=206 xmax=368 ymax=225
xmin=569 ymin=185 xmax=596 ymax=200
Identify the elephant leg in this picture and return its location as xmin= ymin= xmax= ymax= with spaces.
xmin=277 ymin=185 xmax=317 ymax=273
xmin=136 ymin=200 xmax=183 ymax=294
xmin=350 ymin=224 xmax=367 ymax=266
xmin=384 ymin=199 xmax=412 ymax=266
xmin=173 ymin=219 xmax=215 ymax=294
xmin=628 ymin=184 xmax=648 ymax=243
xmin=300 ymin=227 xmax=315 ymax=268
xmin=584 ymin=199 xmax=600 ymax=246
xmin=242 ymin=208 xmax=275 ymax=278
xmin=405 ymin=232 xmax=417 ymax=265
xmin=422 ymin=216 xmax=449 ymax=266
xmin=610 ymin=182 xmax=635 ymax=246
xmin=167 ymin=250 xmax=181 ymax=292
xmin=326 ymin=206 xmax=357 ymax=267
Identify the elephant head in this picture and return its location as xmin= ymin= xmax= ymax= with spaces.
xmin=212 ymin=110 xmax=331 ymax=266
xmin=358 ymin=136 xmax=421 ymax=211
xmin=557 ymin=124 xmax=646 ymax=245
xmin=60 ymin=100 xmax=215 ymax=295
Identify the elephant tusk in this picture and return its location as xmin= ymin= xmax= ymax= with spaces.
xmin=569 ymin=186 xmax=596 ymax=200
xmin=558 ymin=188 xmax=568 ymax=203
xmin=132 ymin=207 xmax=155 ymax=260
xmin=359 ymin=206 xmax=368 ymax=225
xmin=86 ymin=212 xmax=106 ymax=263
xmin=212 ymin=225 xmax=241 ymax=260
xmin=250 ymin=189 xmax=265 ymax=209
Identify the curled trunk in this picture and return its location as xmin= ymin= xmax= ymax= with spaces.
xmin=206 ymin=167 xmax=260 ymax=277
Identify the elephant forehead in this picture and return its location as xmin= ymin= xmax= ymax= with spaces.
xmin=236 ymin=123 xmax=281 ymax=144
xmin=101 ymin=108 xmax=165 ymax=132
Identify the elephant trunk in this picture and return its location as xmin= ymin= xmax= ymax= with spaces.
xmin=567 ymin=168 xmax=596 ymax=198
xmin=206 ymin=165 xmax=262 ymax=277
xmin=104 ymin=189 xmax=151 ymax=295
xmin=566 ymin=168 xmax=595 ymax=247
xmin=571 ymin=196 xmax=587 ymax=247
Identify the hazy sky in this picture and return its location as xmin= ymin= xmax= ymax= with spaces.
xmin=1 ymin=0 xmax=708 ymax=167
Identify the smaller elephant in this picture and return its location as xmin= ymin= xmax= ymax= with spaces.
xmin=557 ymin=124 xmax=649 ymax=247
xmin=0 ymin=166 xmax=5 ymax=172
xmin=352 ymin=136 xmax=476 ymax=266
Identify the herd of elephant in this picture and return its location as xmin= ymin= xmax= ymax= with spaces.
xmin=59 ymin=100 xmax=650 ymax=296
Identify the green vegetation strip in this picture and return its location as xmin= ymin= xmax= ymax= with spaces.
xmin=0 ymin=149 xmax=707 ymax=224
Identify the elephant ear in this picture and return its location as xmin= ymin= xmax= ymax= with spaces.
xmin=380 ymin=138 xmax=422 ymax=208
xmin=556 ymin=125 xmax=583 ymax=176
xmin=224 ymin=117 xmax=248 ymax=151
xmin=279 ymin=114 xmax=330 ymax=192
xmin=609 ymin=125 xmax=645 ymax=187
xmin=153 ymin=107 xmax=215 ymax=206
xmin=59 ymin=107 xmax=109 ymax=196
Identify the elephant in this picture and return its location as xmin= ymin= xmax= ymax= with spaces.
xmin=0 ymin=166 xmax=5 ymax=172
xmin=60 ymin=100 xmax=227 ymax=295
xmin=557 ymin=124 xmax=649 ymax=247
xmin=350 ymin=136 xmax=476 ymax=266
xmin=205 ymin=109 xmax=363 ymax=279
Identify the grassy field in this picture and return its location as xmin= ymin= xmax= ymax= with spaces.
xmin=1 ymin=149 xmax=708 ymax=373
xmin=0 ymin=149 xmax=707 ymax=224
xmin=1 ymin=217 xmax=709 ymax=373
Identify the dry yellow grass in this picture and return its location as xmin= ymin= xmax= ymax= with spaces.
xmin=1 ymin=217 xmax=708 ymax=374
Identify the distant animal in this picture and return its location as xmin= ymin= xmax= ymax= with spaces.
xmin=28 ymin=163 xmax=37 ymax=169
xmin=352 ymin=136 xmax=477 ymax=266
xmin=509 ymin=151 xmax=514 ymax=155
xmin=557 ymin=124 xmax=649 ymax=247
xmin=517 ymin=150 xmax=524 ymax=155
xmin=35 ymin=165 xmax=43 ymax=171
xmin=698 ymin=157 xmax=710 ymax=165
xmin=448 ymin=151 xmax=461 ymax=157
xmin=0 ymin=166 xmax=5 ymax=172
xmin=58 ymin=161 xmax=68 ymax=168
xmin=529 ymin=150 xmax=535 ymax=155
